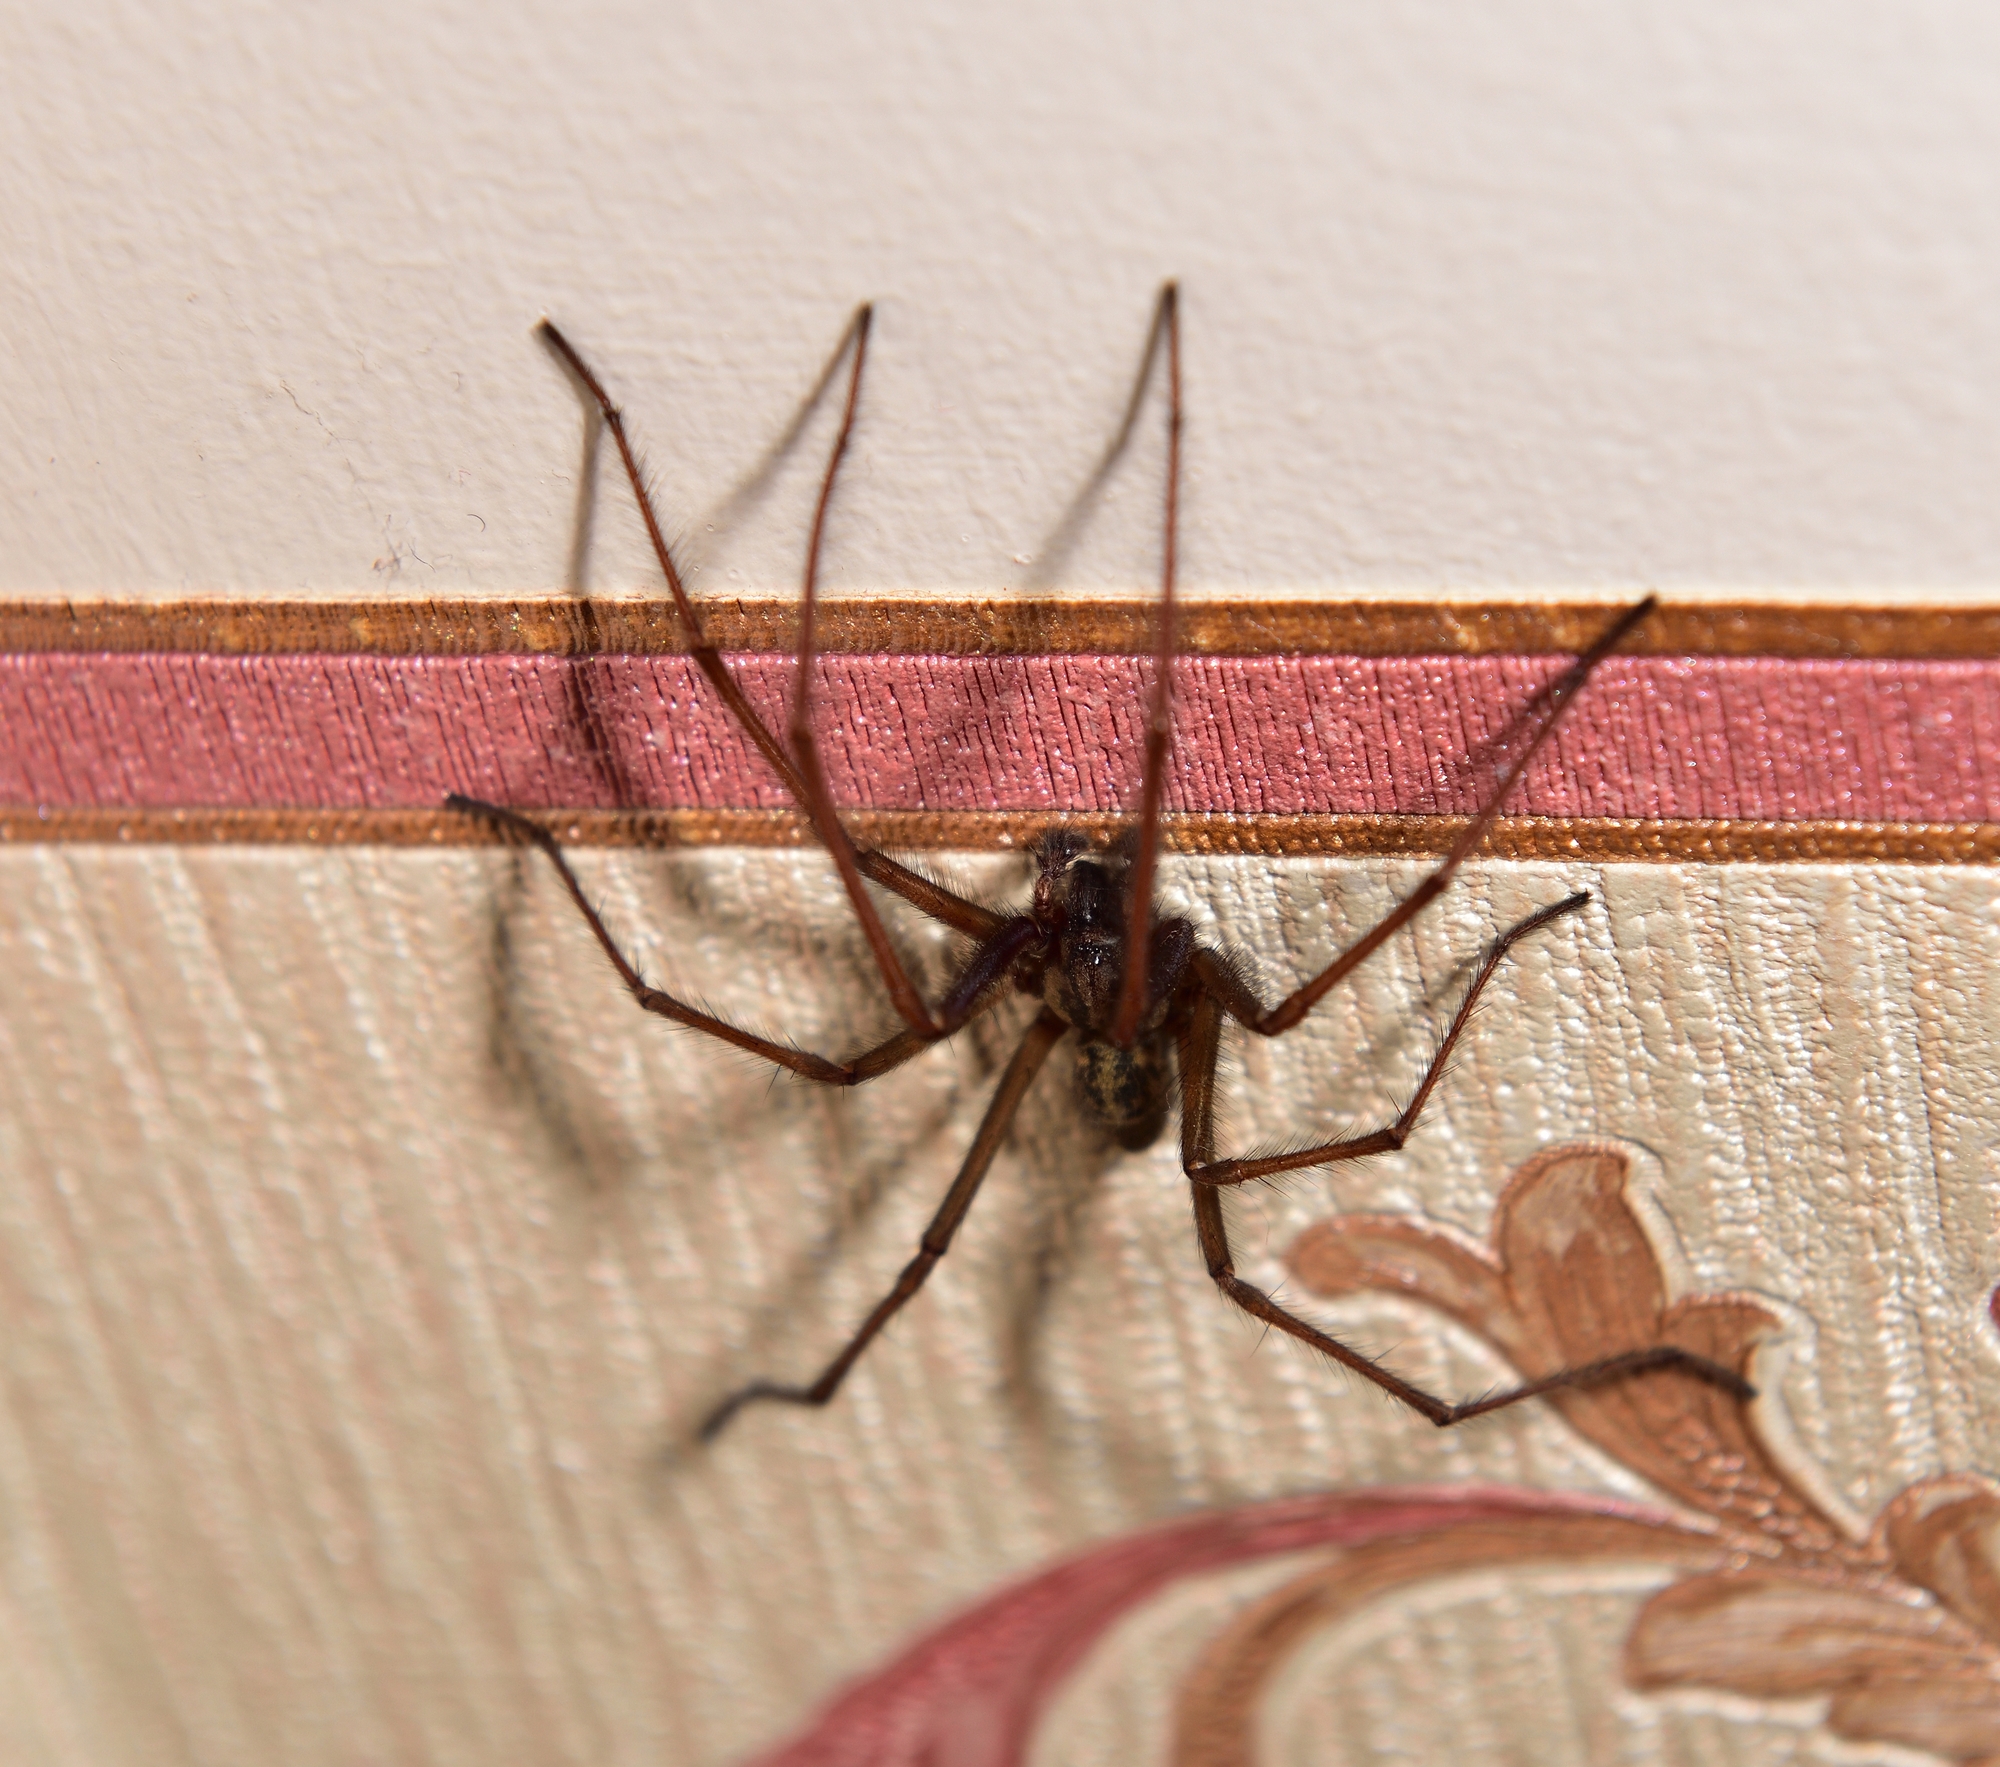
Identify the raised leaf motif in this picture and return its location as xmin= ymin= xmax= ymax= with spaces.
xmin=1628 ymin=1571 xmax=2000 ymax=1759
xmin=1268 ymin=1141 xmax=2000 ymax=1763
xmin=1287 ymin=1143 xmax=1856 ymax=1562
xmin=1881 ymin=1475 xmax=2000 ymax=1640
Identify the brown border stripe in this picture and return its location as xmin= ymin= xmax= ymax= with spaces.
xmin=4 ymin=597 xmax=1999 ymax=658
xmin=3 ymin=808 xmax=1993 ymax=862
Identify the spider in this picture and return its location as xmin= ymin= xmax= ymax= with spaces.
xmin=451 ymin=284 xmax=1751 ymax=1441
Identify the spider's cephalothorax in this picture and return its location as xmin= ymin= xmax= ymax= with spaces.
xmin=455 ymin=282 xmax=1753 ymax=1442
xmin=1025 ymin=830 xmax=1194 ymax=1150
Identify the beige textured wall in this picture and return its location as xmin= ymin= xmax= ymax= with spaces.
xmin=2 ymin=848 xmax=1996 ymax=1762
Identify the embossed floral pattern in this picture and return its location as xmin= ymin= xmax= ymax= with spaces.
xmin=1237 ymin=1143 xmax=2000 ymax=1765
xmin=754 ymin=1144 xmax=2000 ymax=1766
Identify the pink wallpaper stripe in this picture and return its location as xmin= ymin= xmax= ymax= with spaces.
xmin=4 ymin=652 xmax=1998 ymax=820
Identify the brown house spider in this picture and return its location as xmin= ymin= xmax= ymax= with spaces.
xmin=452 ymin=286 xmax=1750 ymax=1440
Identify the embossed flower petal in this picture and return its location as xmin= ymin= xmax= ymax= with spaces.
xmin=1580 ymin=1294 xmax=1856 ymax=1558
xmin=1826 ymin=1679 xmax=2000 ymax=1762
xmin=1287 ymin=1146 xmax=1721 ymax=1387
xmin=1628 ymin=1571 xmax=2000 ymax=1758
xmin=1284 ymin=1215 xmax=1531 ymax=1366
xmin=1629 ymin=1571 xmax=1953 ymax=1691
xmin=1490 ymin=1144 xmax=1666 ymax=1368
xmin=1289 ymin=1144 xmax=1857 ymax=1559
xmin=1880 ymin=1475 xmax=2000 ymax=1643
xmin=1489 ymin=1150 xmax=1853 ymax=1555
xmin=1654 ymin=1294 xmax=1775 ymax=1376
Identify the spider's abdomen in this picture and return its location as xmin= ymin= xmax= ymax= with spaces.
xmin=1074 ymin=1034 xmax=1173 ymax=1151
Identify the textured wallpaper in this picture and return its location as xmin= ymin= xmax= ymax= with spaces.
xmin=2 ymin=846 xmax=1997 ymax=1761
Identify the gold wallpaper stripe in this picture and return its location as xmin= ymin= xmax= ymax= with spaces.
xmin=5 ymin=597 xmax=1999 ymax=658
xmin=4 ymin=807 xmax=1994 ymax=862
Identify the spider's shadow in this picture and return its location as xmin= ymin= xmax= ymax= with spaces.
xmin=520 ymin=299 xmax=1555 ymax=1482
xmin=475 ymin=829 xmax=1010 ymax=1450
xmin=485 ymin=837 xmax=967 ymax=1191
xmin=541 ymin=308 xmax=868 ymax=601
xmin=1019 ymin=285 xmax=1177 ymax=595
xmin=910 ymin=291 xmax=1177 ymax=812
xmin=984 ymin=1034 xmax=1136 ymax=1433
xmin=479 ymin=848 xmax=605 ymax=1189
xmin=539 ymin=310 xmax=874 ymax=817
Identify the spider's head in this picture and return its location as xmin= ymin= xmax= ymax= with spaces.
xmin=1029 ymin=827 xmax=1119 ymax=932
xmin=1032 ymin=838 xmax=1135 ymax=1032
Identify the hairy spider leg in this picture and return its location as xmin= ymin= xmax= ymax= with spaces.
xmin=533 ymin=313 xmax=1004 ymax=982
xmin=1184 ymin=892 xmax=1593 ymax=1185
xmin=446 ymin=797 xmax=1038 ymax=1084
xmin=1228 ymin=593 xmax=1659 ymax=1039
xmin=1109 ymin=281 xmax=1181 ymax=1049
xmin=1089 ymin=306 xmax=1730 ymax=1419
xmin=476 ymin=298 xmax=1754 ymax=1445
xmin=450 ymin=313 xmax=1080 ymax=1441
xmin=698 ymin=288 xmax=1190 ymax=1437
xmin=1105 ymin=291 xmax=1650 ymax=1048
xmin=1174 ymin=921 xmax=1753 ymax=1425
xmin=779 ymin=311 xmax=944 ymax=1031
xmin=698 ymin=1008 xmax=1070 ymax=1440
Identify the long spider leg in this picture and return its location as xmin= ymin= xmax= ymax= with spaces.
xmin=1177 ymin=994 xmax=1751 ymax=1425
xmin=536 ymin=317 xmax=807 ymax=802
xmin=532 ymin=316 xmax=999 ymax=945
xmin=783 ymin=308 xmax=953 ymax=1034
xmin=700 ymin=1007 xmax=1069 ymax=1439
xmin=451 ymin=796 xmax=1035 ymax=1084
xmin=856 ymin=852 xmax=1005 ymax=939
xmin=1188 ymin=893 xmax=1585 ymax=1187
xmin=1110 ymin=282 xmax=1182 ymax=1049
xmin=1229 ymin=594 xmax=1658 ymax=1040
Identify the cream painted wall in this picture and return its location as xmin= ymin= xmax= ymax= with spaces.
xmin=7 ymin=1 xmax=2000 ymax=601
